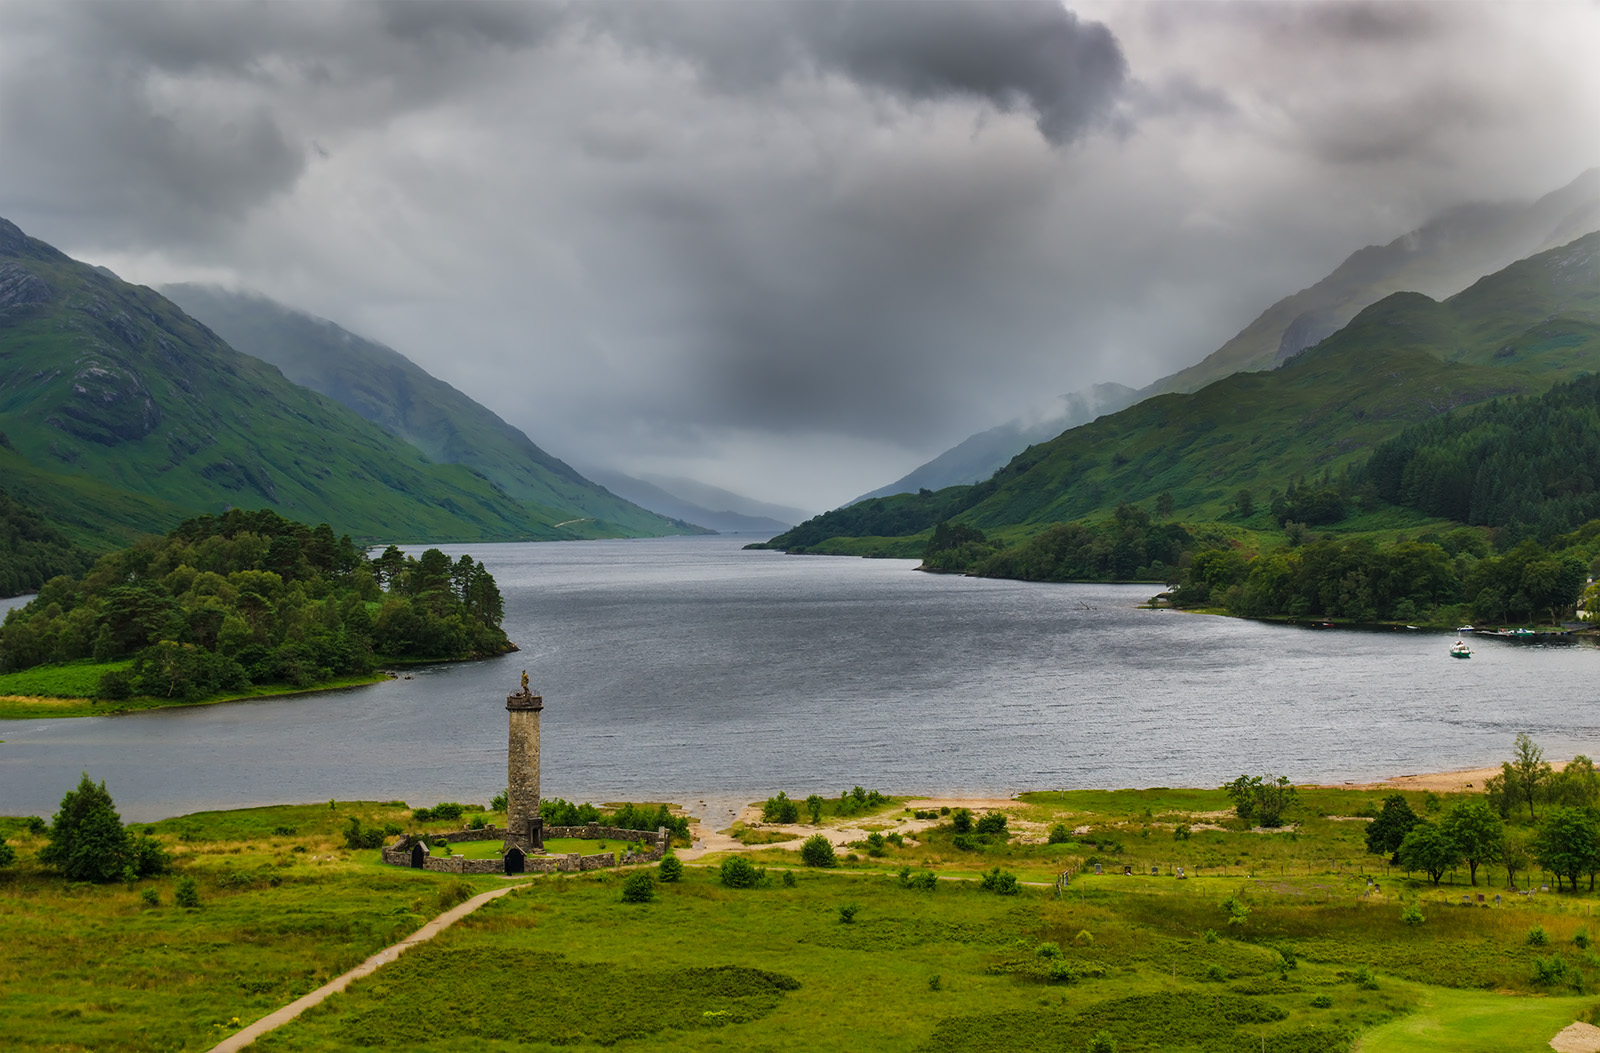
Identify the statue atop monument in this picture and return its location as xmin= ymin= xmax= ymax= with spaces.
xmin=520 ymin=669 xmax=529 ymax=694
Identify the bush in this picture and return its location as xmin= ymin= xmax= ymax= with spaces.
xmin=719 ymin=856 xmax=764 ymax=888
xmin=1401 ymin=902 xmax=1425 ymax=926
xmin=1087 ymin=1031 xmax=1117 ymax=1053
xmin=762 ymin=791 xmax=800 ymax=824
xmin=342 ymin=817 xmax=385 ymax=850
xmin=1352 ymin=965 xmax=1378 ymax=990
xmin=1310 ymin=995 xmax=1332 ymax=1009
xmin=1528 ymin=925 xmax=1550 ymax=946
xmin=951 ymin=808 xmax=974 ymax=834
xmin=383 ymin=822 xmax=402 ymax=836
xmin=0 ymin=836 xmax=14 ymax=868
xmin=1205 ymin=965 xmax=1226 ymax=982
xmin=952 ymin=834 xmax=979 ymax=852
xmin=1036 ymin=941 xmax=1063 ymax=959
xmin=1203 ymin=929 xmax=1219 ymax=943
xmin=904 ymin=869 xmax=938 ymax=891
xmin=1576 ymin=926 xmax=1591 ymax=949
xmin=431 ymin=802 xmax=464 ymax=823
xmin=800 ymin=834 xmax=837 ymax=868
xmin=96 ymin=669 xmax=133 ymax=700
xmin=658 ymin=855 xmax=684 ymax=882
xmin=174 ymin=876 xmax=200 ymax=908
xmin=621 ymin=871 xmax=656 ymax=903
xmin=437 ymin=879 xmax=474 ymax=910
xmin=975 ymin=811 xmax=1008 ymax=836
xmin=838 ymin=903 xmax=858 ymax=924
xmin=140 ymin=887 xmax=160 ymax=908
xmin=490 ymin=790 xmax=507 ymax=812
xmin=979 ymin=867 xmax=1019 ymax=895
xmin=467 ymin=814 xmax=486 ymax=830
xmin=38 ymin=773 xmax=157 ymax=883
xmin=1047 ymin=823 xmax=1072 ymax=844
xmin=1534 ymin=954 xmax=1573 ymax=986
xmin=782 ymin=869 xmax=797 ymax=887
xmin=24 ymin=816 xmax=46 ymax=835
xmin=412 ymin=807 xmax=434 ymax=823
xmin=1173 ymin=823 xmax=1192 ymax=841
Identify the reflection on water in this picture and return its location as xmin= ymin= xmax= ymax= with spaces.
xmin=2 ymin=536 xmax=1598 ymax=822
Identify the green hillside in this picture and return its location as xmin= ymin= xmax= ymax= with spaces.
xmin=762 ymin=233 xmax=1600 ymax=555
xmin=160 ymin=285 xmax=698 ymax=538
xmin=0 ymin=218 xmax=668 ymax=547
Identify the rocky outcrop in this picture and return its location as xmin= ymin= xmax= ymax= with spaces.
xmin=0 ymin=262 xmax=53 ymax=310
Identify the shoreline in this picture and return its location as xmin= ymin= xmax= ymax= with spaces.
xmin=0 ymin=671 xmax=394 ymax=721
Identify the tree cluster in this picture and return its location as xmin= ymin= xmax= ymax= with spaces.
xmin=1173 ymin=523 xmax=1596 ymax=624
xmin=1224 ymin=774 xmax=1299 ymax=829
xmin=1368 ymin=737 xmax=1600 ymax=892
xmin=1362 ymin=373 xmax=1600 ymax=540
xmin=0 ymin=508 xmax=513 ymax=698
xmin=37 ymin=773 xmax=171 ymax=883
xmin=945 ymin=504 xmax=1194 ymax=582
xmin=0 ymin=486 xmax=90 ymax=598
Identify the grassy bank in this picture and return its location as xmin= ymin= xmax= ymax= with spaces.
xmin=5 ymin=781 xmax=1598 ymax=1051
xmin=0 ymin=666 xmax=394 ymax=719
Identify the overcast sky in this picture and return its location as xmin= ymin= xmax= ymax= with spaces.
xmin=2 ymin=1 xmax=1597 ymax=512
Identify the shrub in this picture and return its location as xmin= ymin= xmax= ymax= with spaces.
xmin=1087 ymin=1031 xmax=1117 ymax=1053
xmin=1036 ymin=941 xmax=1063 ymax=959
xmin=1310 ymin=995 xmax=1332 ymax=1009
xmin=800 ymin=834 xmax=837 ymax=868
xmin=719 ymin=856 xmax=764 ymax=888
xmin=952 ymin=834 xmax=979 ymax=852
xmin=383 ymin=822 xmax=402 ymax=836
xmin=1401 ymin=902 xmax=1426 ymax=926
xmin=272 ymin=825 xmax=297 ymax=836
xmin=928 ymin=974 xmax=942 ymax=991
xmin=1048 ymin=959 xmax=1076 ymax=984
xmin=96 ymin=669 xmax=133 ymax=701
xmin=762 ymin=792 xmax=800 ymax=824
xmin=1173 ymin=823 xmax=1192 ymax=841
xmin=0 ymin=836 xmax=13 ymax=868
xmin=1577 ymin=926 xmax=1591 ymax=949
xmin=342 ymin=817 xmax=385 ymax=850
xmin=906 ymin=870 xmax=938 ymax=892
xmin=621 ymin=871 xmax=656 ymax=903
xmin=951 ymin=808 xmax=974 ymax=834
xmin=838 ymin=903 xmax=858 ymax=924
xmin=140 ymin=887 xmax=160 ymax=908
xmin=1528 ymin=925 xmax=1550 ymax=946
xmin=467 ymin=814 xmax=486 ymax=830
xmin=975 ymin=811 xmax=1008 ymax=836
xmin=1047 ymin=823 xmax=1072 ymax=844
xmin=174 ymin=876 xmax=200 ymax=908
xmin=1221 ymin=894 xmax=1250 ymax=926
xmin=1352 ymin=965 xmax=1378 ymax=990
xmin=437 ymin=879 xmax=474 ymax=910
xmin=1074 ymin=930 xmax=1094 ymax=946
xmin=490 ymin=790 xmax=507 ymax=812
xmin=412 ymin=807 xmax=434 ymax=823
xmin=38 ymin=773 xmax=158 ymax=883
xmin=658 ymin=856 xmax=684 ymax=882
xmin=1534 ymin=954 xmax=1573 ymax=986
xmin=1203 ymin=929 xmax=1219 ymax=943
xmin=805 ymin=794 xmax=825 ymax=824
xmin=431 ymin=802 xmax=464 ymax=823
xmin=980 ymin=867 xmax=1019 ymax=895
xmin=782 ymin=869 xmax=797 ymax=887
xmin=1205 ymin=965 xmax=1226 ymax=982
xmin=24 ymin=816 xmax=46 ymax=835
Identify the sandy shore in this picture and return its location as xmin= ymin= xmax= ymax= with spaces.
xmin=1321 ymin=760 xmax=1573 ymax=795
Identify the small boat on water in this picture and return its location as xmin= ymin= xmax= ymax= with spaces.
xmin=1450 ymin=640 xmax=1473 ymax=658
xmin=1456 ymin=625 xmax=1475 ymax=633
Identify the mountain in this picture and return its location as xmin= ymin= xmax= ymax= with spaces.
xmin=854 ymin=168 xmax=1599 ymax=503
xmin=159 ymin=284 xmax=696 ymax=539
xmin=0 ymin=217 xmax=671 ymax=547
xmin=1144 ymin=167 xmax=1600 ymax=396
xmin=850 ymin=383 xmax=1138 ymax=503
xmin=581 ymin=469 xmax=802 ymax=534
xmin=760 ymin=232 xmax=1600 ymax=553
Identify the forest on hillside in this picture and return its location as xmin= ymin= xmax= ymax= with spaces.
xmin=0 ymin=509 xmax=513 ymax=700
xmin=0 ymin=482 xmax=90 ymax=597
xmin=1361 ymin=373 xmax=1600 ymax=539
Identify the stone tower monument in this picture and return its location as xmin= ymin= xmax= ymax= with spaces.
xmin=505 ymin=669 xmax=544 ymax=853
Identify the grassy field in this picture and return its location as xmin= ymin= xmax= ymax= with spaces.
xmin=0 ymin=664 xmax=393 ymax=719
xmin=3 ymin=785 xmax=1596 ymax=1052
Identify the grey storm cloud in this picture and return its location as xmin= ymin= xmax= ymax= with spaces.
xmin=0 ymin=0 xmax=1596 ymax=509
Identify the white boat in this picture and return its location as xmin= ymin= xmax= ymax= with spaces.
xmin=1456 ymin=625 xmax=1475 ymax=633
xmin=1450 ymin=640 xmax=1472 ymax=659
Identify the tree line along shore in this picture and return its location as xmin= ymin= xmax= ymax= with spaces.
xmin=0 ymin=508 xmax=514 ymax=718
xmin=4 ymin=734 xmax=1600 ymax=1052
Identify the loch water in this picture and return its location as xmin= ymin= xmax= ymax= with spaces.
xmin=2 ymin=535 xmax=1598 ymax=822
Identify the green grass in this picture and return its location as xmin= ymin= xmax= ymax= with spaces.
xmin=6 ymin=783 xmax=1600 ymax=1051
xmin=0 ymin=669 xmax=393 ymax=719
xmin=1356 ymin=987 xmax=1596 ymax=1053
